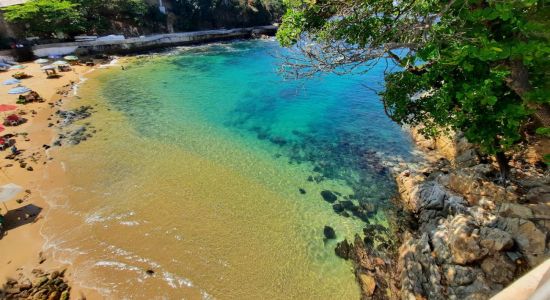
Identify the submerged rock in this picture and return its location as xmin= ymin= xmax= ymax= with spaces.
xmin=335 ymin=239 xmax=352 ymax=259
xmin=320 ymin=190 xmax=337 ymax=203
xmin=323 ymin=226 xmax=336 ymax=239
xmin=332 ymin=203 xmax=344 ymax=213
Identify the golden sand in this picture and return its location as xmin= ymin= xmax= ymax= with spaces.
xmin=0 ymin=60 xmax=105 ymax=298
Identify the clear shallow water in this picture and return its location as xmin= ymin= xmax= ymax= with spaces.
xmin=42 ymin=40 xmax=415 ymax=299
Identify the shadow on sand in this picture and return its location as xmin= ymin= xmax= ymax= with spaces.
xmin=0 ymin=204 xmax=42 ymax=239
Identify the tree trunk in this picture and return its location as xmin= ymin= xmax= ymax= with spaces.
xmin=495 ymin=151 xmax=510 ymax=184
xmin=506 ymin=59 xmax=550 ymax=128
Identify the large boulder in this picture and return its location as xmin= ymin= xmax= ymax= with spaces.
xmin=448 ymin=215 xmax=487 ymax=265
xmin=442 ymin=265 xmax=479 ymax=287
xmin=398 ymin=233 xmax=445 ymax=300
xmin=396 ymin=171 xmax=467 ymax=216
xmin=431 ymin=225 xmax=451 ymax=263
xmin=525 ymin=185 xmax=550 ymax=203
xmin=446 ymin=170 xmax=518 ymax=205
xmin=498 ymin=203 xmax=533 ymax=219
xmin=408 ymin=126 xmax=475 ymax=164
xmin=480 ymin=253 xmax=516 ymax=284
xmin=479 ymin=227 xmax=514 ymax=252
xmin=496 ymin=217 xmax=547 ymax=266
xmin=448 ymin=277 xmax=497 ymax=300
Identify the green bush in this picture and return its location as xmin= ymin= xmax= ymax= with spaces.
xmin=3 ymin=0 xmax=83 ymax=38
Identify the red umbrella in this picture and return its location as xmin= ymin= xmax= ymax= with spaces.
xmin=0 ymin=104 xmax=16 ymax=112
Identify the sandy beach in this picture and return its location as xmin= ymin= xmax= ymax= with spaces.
xmin=0 ymin=60 xmax=103 ymax=299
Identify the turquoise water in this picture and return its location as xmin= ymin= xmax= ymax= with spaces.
xmin=43 ymin=40 xmax=416 ymax=299
xmin=105 ymin=40 xmax=413 ymax=205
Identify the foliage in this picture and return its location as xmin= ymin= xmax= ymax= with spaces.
xmin=2 ymin=0 xmax=82 ymax=37
xmin=277 ymin=0 xmax=550 ymax=169
xmin=70 ymin=0 xmax=148 ymax=33
xmin=172 ymin=0 xmax=284 ymax=31
xmin=3 ymin=0 xmax=283 ymax=36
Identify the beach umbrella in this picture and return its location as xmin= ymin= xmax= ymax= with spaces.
xmin=9 ymin=65 xmax=26 ymax=70
xmin=64 ymin=55 xmax=78 ymax=61
xmin=8 ymin=86 xmax=31 ymax=94
xmin=52 ymin=60 xmax=69 ymax=66
xmin=2 ymin=78 xmax=21 ymax=85
xmin=0 ymin=105 xmax=17 ymax=120
xmin=0 ymin=104 xmax=17 ymax=112
xmin=41 ymin=65 xmax=55 ymax=70
xmin=34 ymin=58 xmax=49 ymax=64
xmin=0 ymin=183 xmax=22 ymax=212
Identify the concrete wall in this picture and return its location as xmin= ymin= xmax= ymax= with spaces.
xmin=30 ymin=26 xmax=277 ymax=58
xmin=0 ymin=0 xmax=28 ymax=8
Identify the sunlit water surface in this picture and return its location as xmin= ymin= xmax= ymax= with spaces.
xmin=42 ymin=40 xmax=415 ymax=299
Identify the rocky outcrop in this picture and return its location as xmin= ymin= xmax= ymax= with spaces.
xmin=391 ymin=127 xmax=550 ymax=299
xmin=408 ymin=126 xmax=479 ymax=167
xmin=1 ymin=269 xmax=71 ymax=300
xmin=394 ymin=153 xmax=550 ymax=297
xmin=339 ymin=234 xmax=400 ymax=300
xmin=342 ymin=125 xmax=549 ymax=299
xmin=53 ymin=106 xmax=96 ymax=146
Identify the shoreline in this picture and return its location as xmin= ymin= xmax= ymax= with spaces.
xmin=0 ymin=59 xmax=114 ymax=299
xmin=1 ymin=38 xmax=547 ymax=299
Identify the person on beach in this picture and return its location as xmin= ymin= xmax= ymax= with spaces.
xmin=10 ymin=145 xmax=18 ymax=155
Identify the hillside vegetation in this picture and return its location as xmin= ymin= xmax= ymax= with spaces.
xmin=2 ymin=0 xmax=283 ymax=38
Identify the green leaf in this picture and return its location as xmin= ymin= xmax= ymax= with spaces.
xmin=536 ymin=127 xmax=550 ymax=137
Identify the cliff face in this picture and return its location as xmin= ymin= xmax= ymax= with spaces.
xmin=338 ymin=128 xmax=549 ymax=299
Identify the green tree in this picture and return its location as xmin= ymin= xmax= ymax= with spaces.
xmin=172 ymin=0 xmax=284 ymax=30
xmin=2 ymin=0 xmax=82 ymax=38
xmin=277 ymin=0 xmax=550 ymax=178
xmin=70 ymin=0 xmax=148 ymax=34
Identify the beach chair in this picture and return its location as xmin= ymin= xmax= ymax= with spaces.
xmin=58 ymin=65 xmax=72 ymax=72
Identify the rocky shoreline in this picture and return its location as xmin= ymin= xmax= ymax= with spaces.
xmin=339 ymin=129 xmax=549 ymax=299
xmin=1 ymin=268 xmax=72 ymax=300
